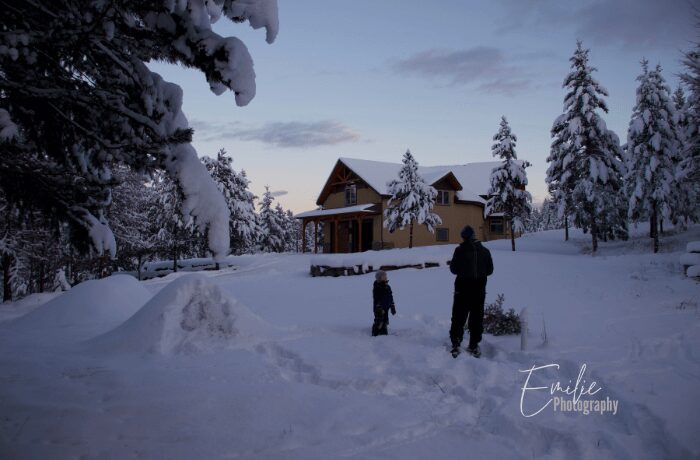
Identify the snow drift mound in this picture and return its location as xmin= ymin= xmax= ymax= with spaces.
xmin=1 ymin=275 xmax=151 ymax=345
xmin=90 ymin=274 xmax=270 ymax=354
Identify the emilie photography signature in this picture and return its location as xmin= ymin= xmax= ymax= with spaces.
xmin=519 ymin=363 xmax=619 ymax=417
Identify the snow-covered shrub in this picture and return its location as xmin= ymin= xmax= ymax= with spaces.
xmin=482 ymin=294 xmax=521 ymax=336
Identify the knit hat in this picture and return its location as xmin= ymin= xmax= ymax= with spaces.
xmin=460 ymin=225 xmax=475 ymax=240
xmin=375 ymin=270 xmax=388 ymax=282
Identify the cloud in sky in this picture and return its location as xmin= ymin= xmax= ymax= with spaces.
xmin=270 ymin=190 xmax=288 ymax=198
xmin=191 ymin=120 xmax=360 ymax=148
xmin=389 ymin=47 xmax=532 ymax=95
xmin=497 ymin=0 xmax=696 ymax=50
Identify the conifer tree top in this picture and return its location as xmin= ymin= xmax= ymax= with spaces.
xmin=492 ymin=116 xmax=518 ymax=161
xmin=562 ymin=41 xmax=609 ymax=115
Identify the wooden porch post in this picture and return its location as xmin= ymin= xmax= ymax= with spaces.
xmin=301 ymin=219 xmax=306 ymax=253
xmin=380 ymin=204 xmax=384 ymax=249
xmin=314 ymin=220 xmax=318 ymax=254
xmin=357 ymin=216 xmax=362 ymax=253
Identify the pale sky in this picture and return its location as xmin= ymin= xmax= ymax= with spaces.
xmin=153 ymin=0 xmax=697 ymax=213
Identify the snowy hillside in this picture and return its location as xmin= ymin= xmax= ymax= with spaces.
xmin=1 ymin=227 xmax=699 ymax=459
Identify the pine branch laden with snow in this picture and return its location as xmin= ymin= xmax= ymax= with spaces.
xmin=109 ymin=166 xmax=161 ymax=272
xmin=679 ymin=44 xmax=700 ymax=224
xmin=626 ymin=62 xmax=684 ymax=250
xmin=383 ymin=150 xmax=442 ymax=247
xmin=546 ymin=42 xmax=627 ymax=250
xmin=0 ymin=232 xmax=23 ymax=301
xmin=682 ymin=46 xmax=700 ymax=183
xmin=148 ymin=171 xmax=203 ymax=267
xmin=0 ymin=0 xmax=279 ymax=260
xmin=485 ymin=117 xmax=532 ymax=246
xmin=0 ymin=189 xmax=78 ymax=299
xmin=203 ymin=149 xmax=259 ymax=254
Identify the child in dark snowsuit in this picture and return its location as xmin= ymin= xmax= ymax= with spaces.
xmin=372 ymin=270 xmax=396 ymax=336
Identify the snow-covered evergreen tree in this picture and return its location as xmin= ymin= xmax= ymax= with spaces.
xmin=547 ymin=42 xmax=627 ymax=253
xmin=110 ymin=167 xmax=158 ymax=279
xmin=0 ymin=232 xmax=21 ymax=302
xmin=150 ymin=172 xmax=196 ymax=271
xmin=203 ymin=149 xmax=259 ymax=255
xmin=626 ymin=61 xmax=681 ymax=253
xmin=273 ymin=204 xmax=290 ymax=252
xmin=674 ymin=86 xmax=688 ymax=132
xmin=303 ymin=222 xmax=318 ymax=253
xmin=596 ymin=133 xmax=630 ymax=243
xmin=674 ymin=49 xmax=700 ymax=226
xmin=258 ymin=187 xmax=285 ymax=253
xmin=546 ymin=124 xmax=576 ymax=240
xmin=0 ymin=191 xmax=21 ymax=301
xmin=681 ymin=41 xmax=700 ymax=186
xmin=525 ymin=204 xmax=543 ymax=233
xmin=525 ymin=198 xmax=565 ymax=233
xmin=541 ymin=197 xmax=564 ymax=231
xmin=0 ymin=189 xmax=77 ymax=298
xmin=485 ymin=117 xmax=532 ymax=251
xmin=671 ymin=85 xmax=699 ymax=227
xmin=384 ymin=150 xmax=442 ymax=248
xmin=301 ymin=215 xmax=324 ymax=253
xmin=0 ymin=1 xmax=278 ymax=259
xmin=282 ymin=208 xmax=300 ymax=252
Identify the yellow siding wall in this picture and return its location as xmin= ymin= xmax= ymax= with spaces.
xmin=324 ymin=187 xmax=381 ymax=209
xmin=318 ymin=189 xmax=508 ymax=250
xmin=379 ymin=193 xmax=487 ymax=247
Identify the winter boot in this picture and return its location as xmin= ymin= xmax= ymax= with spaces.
xmin=466 ymin=345 xmax=481 ymax=358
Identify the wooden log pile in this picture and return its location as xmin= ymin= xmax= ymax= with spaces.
xmin=310 ymin=261 xmax=444 ymax=277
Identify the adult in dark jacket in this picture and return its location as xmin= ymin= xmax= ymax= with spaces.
xmin=449 ymin=225 xmax=493 ymax=357
xmin=372 ymin=270 xmax=396 ymax=336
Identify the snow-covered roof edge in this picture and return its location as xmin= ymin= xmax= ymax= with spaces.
xmin=335 ymin=157 xmax=518 ymax=204
xmin=295 ymin=204 xmax=377 ymax=219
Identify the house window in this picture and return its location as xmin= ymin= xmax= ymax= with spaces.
xmin=436 ymin=228 xmax=449 ymax=242
xmin=490 ymin=217 xmax=504 ymax=234
xmin=345 ymin=184 xmax=357 ymax=206
xmin=436 ymin=190 xmax=450 ymax=205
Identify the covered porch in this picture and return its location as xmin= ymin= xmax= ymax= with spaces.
xmin=295 ymin=204 xmax=381 ymax=254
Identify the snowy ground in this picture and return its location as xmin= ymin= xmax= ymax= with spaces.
xmin=1 ymin=226 xmax=699 ymax=459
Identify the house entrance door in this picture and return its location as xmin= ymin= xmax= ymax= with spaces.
xmin=338 ymin=221 xmax=350 ymax=253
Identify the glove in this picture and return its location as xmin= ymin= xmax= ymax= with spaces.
xmin=391 ymin=306 xmax=396 ymax=315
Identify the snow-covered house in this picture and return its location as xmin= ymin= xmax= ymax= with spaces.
xmin=296 ymin=158 xmax=520 ymax=253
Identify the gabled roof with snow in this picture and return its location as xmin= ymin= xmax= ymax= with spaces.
xmin=334 ymin=157 xmax=508 ymax=204
xmin=295 ymin=204 xmax=377 ymax=219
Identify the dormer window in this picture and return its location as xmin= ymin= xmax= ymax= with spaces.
xmin=345 ymin=184 xmax=357 ymax=206
xmin=437 ymin=190 xmax=450 ymax=205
